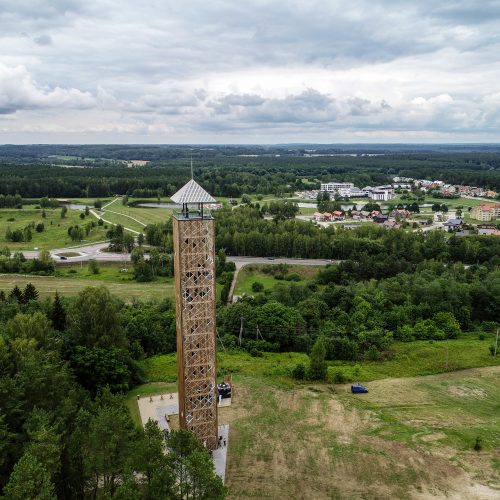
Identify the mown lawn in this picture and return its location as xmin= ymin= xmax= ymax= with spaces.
xmin=129 ymin=347 xmax=500 ymax=498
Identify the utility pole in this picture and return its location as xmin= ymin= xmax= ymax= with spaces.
xmin=239 ymin=315 xmax=244 ymax=346
xmin=445 ymin=337 xmax=449 ymax=371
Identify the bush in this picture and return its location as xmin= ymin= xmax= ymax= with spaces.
xmin=473 ymin=436 xmax=482 ymax=452
xmin=478 ymin=333 xmax=486 ymax=340
xmin=249 ymin=348 xmax=263 ymax=357
xmin=285 ymin=273 xmax=301 ymax=282
xmin=88 ymin=259 xmax=100 ymax=275
xmin=489 ymin=345 xmax=498 ymax=356
xmin=292 ymin=363 xmax=306 ymax=380
xmin=366 ymin=345 xmax=381 ymax=361
xmin=332 ymin=371 xmax=346 ymax=384
xmin=251 ymin=281 xmax=264 ymax=292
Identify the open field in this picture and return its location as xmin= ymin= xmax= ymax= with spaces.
xmin=0 ymin=206 xmax=108 ymax=250
xmin=234 ymin=263 xmax=321 ymax=296
xmin=222 ymin=367 xmax=500 ymax=499
xmin=129 ymin=346 xmax=500 ymax=499
xmin=0 ymin=271 xmax=174 ymax=302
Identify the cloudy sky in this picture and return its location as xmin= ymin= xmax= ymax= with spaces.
xmin=1 ymin=0 xmax=500 ymax=143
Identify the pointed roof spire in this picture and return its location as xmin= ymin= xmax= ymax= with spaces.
xmin=171 ymin=179 xmax=216 ymax=204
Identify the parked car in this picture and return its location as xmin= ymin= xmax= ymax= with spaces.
xmin=351 ymin=383 xmax=368 ymax=394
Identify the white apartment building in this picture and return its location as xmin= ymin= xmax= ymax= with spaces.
xmin=371 ymin=190 xmax=394 ymax=201
xmin=320 ymin=182 xmax=354 ymax=197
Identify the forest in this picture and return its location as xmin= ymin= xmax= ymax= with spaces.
xmin=0 ymin=286 xmax=225 ymax=499
xmin=1 ymin=146 xmax=500 ymax=198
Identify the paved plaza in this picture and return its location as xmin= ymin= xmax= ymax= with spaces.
xmin=137 ymin=392 xmax=230 ymax=481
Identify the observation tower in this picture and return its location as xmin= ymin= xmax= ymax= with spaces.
xmin=171 ymin=179 xmax=218 ymax=450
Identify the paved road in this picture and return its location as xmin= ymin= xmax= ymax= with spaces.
xmin=227 ymin=256 xmax=335 ymax=269
xmin=22 ymin=243 xmax=131 ymax=263
xmin=22 ymin=245 xmax=338 ymax=266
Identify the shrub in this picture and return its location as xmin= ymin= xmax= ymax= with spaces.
xmin=478 ymin=333 xmax=486 ymax=340
xmin=251 ymin=281 xmax=264 ymax=292
xmin=292 ymin=363 xmax=306 ymax=380
xmin=366 ymin=345 xmax=381 ymax=361
xmin=332 ymin=371 xmax=346 ymax=384
xmin=489 ymin=345 xmax=498 ymax=356
xmin=473 ymin=436 xmax=482 ymax=451
xmin=249 ymin=348 xmax=263 ymax=357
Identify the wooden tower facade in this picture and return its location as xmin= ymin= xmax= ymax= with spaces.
xmin=172 ymin=180 xmax=218 ymax=450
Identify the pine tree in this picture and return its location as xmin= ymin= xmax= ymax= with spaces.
xmin=22 ymin=283 xmax=39 ymax=303
xmin=50 ymin=292 xmax=66 ymax=331
xmin=3 ymin=452 xmax=56 ymax=500
xmin=8 ymin=285 xmax=23 ymax=303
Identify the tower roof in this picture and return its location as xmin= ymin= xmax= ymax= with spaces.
xmin=171 ymin=179 xmax=216 ymax=204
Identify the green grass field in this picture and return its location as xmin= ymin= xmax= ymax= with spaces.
xmin=101 ymin=198 xmax=173 ymax=226
xmin=0 ymin=206 xmax=108 ymax=250
xmin=234 ymin=264 xmax=321 ymax=296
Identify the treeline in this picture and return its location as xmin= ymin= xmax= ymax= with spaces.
xmin=215 ymin=206 xmax=500 ymax=264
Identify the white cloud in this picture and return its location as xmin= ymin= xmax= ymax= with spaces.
xmin=0 ymin=63 xmax=96 ymax=114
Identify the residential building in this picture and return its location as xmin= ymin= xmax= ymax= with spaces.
xmin=470 ymin=203 xmax=500 ymax=221
xmin=443 ymin=218 xmax=464 ymax=228
xmin=320 ymin=182 xmax=354 ymax=197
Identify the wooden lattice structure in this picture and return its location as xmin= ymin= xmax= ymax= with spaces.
xmin=172 ymin=180 xmax=218 ymax=450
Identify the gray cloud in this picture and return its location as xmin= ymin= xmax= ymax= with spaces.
xmin=33 ymin=34 xmax=52 ymax=46
xmin=0 ymin=1 xmax=499 ymax=142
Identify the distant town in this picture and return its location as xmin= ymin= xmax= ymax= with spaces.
xmin=296 ymin=176 xmax=500 ymax=234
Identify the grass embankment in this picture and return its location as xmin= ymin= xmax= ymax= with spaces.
xmin=0 ymin=206 xmax=107 ymax=250
xmin=234 ymin=264 xmax=321 ymax=296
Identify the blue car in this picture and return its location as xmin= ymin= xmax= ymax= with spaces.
xmin=351 ymin=383 xmax=368 ymax=394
